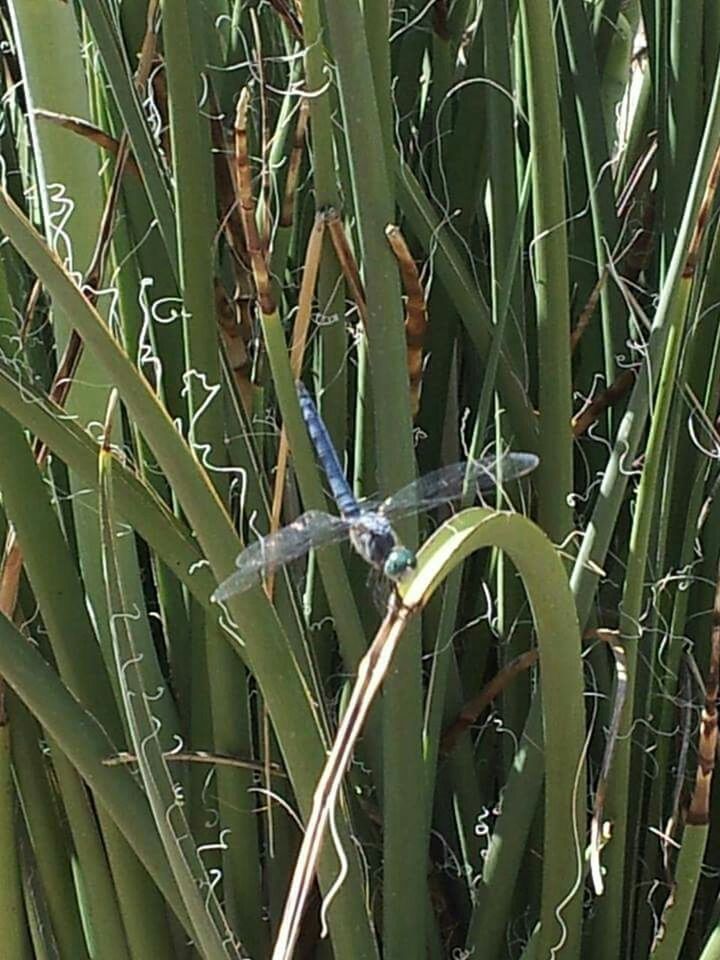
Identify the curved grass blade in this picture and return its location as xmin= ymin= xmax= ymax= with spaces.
xmin=399 ymin=509 xmax=586 ymax=960
xmin=273 ymin=507 xmax=585 ymax=960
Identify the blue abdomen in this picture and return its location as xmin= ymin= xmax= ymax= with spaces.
xmin=297 ymin=381 xmax=359 ymax=517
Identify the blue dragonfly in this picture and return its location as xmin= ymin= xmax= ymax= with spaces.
xmin=212 ymin=382 xmax=539 ymax=603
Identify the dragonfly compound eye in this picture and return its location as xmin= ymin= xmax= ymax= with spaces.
xmin=384 ymin=546 xmax=417 ymax=581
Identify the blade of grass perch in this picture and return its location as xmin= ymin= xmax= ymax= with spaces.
xmin=98 ymin=390 xmax=242 ymax=960
xmin=272 ymin=507 xmax=585 ymax=960
xmin=271 ymin=597 xmax=414 ymax=960
xmin=0 ymin=188 xmax=380 ymax=960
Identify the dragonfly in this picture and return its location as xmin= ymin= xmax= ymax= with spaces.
xmin=212 ymin=382 xmax=539 ymax=603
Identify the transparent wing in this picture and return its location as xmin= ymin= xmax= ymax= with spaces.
xmin=212 ymin=510 xmax=353 ymax=602
xmin=380 ymin=452 xmax=539 ymax=519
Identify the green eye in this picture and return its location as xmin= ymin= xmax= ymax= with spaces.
xmin=383 ymin=546 xmax=417 ymax=581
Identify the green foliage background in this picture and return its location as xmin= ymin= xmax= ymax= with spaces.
xmin=0 ymin=1 xmax=718 ymax=958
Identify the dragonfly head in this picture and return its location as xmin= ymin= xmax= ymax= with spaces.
xmin=383 ymin=545 xmax=417 ymax=582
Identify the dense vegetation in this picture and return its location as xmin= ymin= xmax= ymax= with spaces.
xmin=0 ymin=1 xmax=718 ymax=958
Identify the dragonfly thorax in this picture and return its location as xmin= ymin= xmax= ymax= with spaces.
xmin=348 ymin=512 xmax=415 ymax=582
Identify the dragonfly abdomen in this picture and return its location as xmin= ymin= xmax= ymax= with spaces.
xmin=297 ymin=381 xmax=359 ymax=517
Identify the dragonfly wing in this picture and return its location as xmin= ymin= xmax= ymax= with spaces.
xmin=381 ymin=452 xmax=539 ymax=519
xmin=212 ymin=510 xmax=353 ymax=602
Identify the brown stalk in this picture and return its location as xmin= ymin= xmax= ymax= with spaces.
xmin=440 ymin=648 xmax=539 ymax=754
xmin=19 ymin=277 xmax=43 ymax=342
xmin=572 ymin=367 xmax=637 ymax=438
xmin=432 ymin=0 xmax=450 ymax=40
xmin=570 ymin=267 xmax=607 ymax=354
xmin=103 ymin=749 xmax=285 ymax=778
xmin=271 ymin=596 xmax=416 ymax=960
xmin=385 ymin=223 xmax=427 ymax=416
xmin=266 ymin=213 xmax=327 ymax=597
xmin=234 ymin=87 xmax=275 ymax=314
xmin=683 ymin=139 xmax=720 ymax=281
xmin=207 ymin=93 xmax=255 ymax=409
xmin=268 ymin=0 xmax=303 ymax=40
xmin=210 ymin=104 xmax=249 ymax=268
xmin=324 ymin=208 xmax=368 ymax=324
xmin=215 ymin=278 xmax=253 ymax=411
xmin=616 ymin=135 xmax=657 ymax=222
xmin=33 ymin=110 xmax=142 ymax=179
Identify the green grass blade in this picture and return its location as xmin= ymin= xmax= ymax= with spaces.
xmin=0 ymin=711 xmax=32 ymax=960
xmin=519 ymin=0 xmax=572 ymax=540
xmin=80 ymin=0 xmax=179 ymax=275
xmin=99 ymin=440 xmax=241 ymax=960
xmin=399 ymin=508 xmax=586 ymax=959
